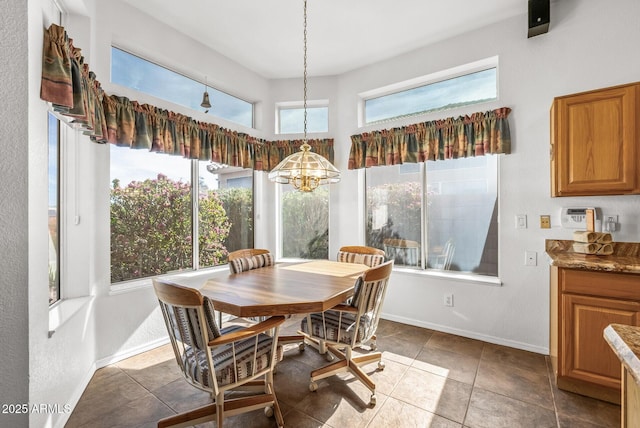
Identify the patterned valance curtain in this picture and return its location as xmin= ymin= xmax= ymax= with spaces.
xmin=39 ymin=24 xmax=333 ymax=171
xmin=265 ymin=139 xmax=335 ymax=169
xmin=348 ymin=107 xmax=512 ymax=169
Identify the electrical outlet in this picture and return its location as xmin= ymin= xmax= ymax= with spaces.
xmin=444 ymin=293 xmax=454 ymax=307
xmin=540 ymin=215 xmax=551 ymax=229
xmin=525 ymin=251 xmax=537 ymax=266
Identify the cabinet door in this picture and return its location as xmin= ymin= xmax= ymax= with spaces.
xmin=562 ymin=293 xmax=640 ymax=389
xmin=551 ymin=83 xmax=638 ymax=196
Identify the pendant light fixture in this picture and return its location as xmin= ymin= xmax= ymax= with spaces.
xmin=268 ymin=0 xmax=340 ymax=192
xmin=201 ymin=76 xmax=212 ymax=109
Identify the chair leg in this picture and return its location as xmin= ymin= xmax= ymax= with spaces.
xmin=308 ymin=345 xmax=383 ymax=406
xmin=157 ymin=402 xmax=218 ymax=428
xmin=216 ymin=394 xmax=224 ymax=428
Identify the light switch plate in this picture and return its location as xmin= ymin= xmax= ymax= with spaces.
xmin=516 ymin=214 xmax=527 ymax=229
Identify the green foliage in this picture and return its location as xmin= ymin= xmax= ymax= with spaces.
xmin=282 ymin=187 xmax=329 ymax=259
xmin=110 ymin=174 xmax=230 ymax=282
xmin=198 ymin=190 xmax=232 ymax=268
xmin=211 ymin=187 xmax=253 ymax=258
xmin=366 ymin=181 xmax=421 ymax=249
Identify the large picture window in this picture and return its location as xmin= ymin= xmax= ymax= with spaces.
xmin=366 ymin=158 xmax=498 ymax=276
xmin=110 ymin=147 xmax=253 ymax=283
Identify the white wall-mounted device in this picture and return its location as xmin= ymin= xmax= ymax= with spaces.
xmin=560 ymin=207 xmax=597 ymax=229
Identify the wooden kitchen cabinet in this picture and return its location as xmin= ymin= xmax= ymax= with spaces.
xmin=550 ymin=266 xmax=640 ymax=403
xmin=550 ymin=82 xmax=640 ymax=196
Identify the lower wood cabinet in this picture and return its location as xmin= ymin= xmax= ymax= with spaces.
xmin=550 ymin=266 xmax=640 ymax=403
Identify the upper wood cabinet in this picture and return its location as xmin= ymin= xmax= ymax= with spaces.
xmin=551 ymin=82 xmax=640 ymax=196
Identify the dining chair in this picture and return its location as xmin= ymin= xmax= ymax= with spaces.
xmin=298 ymin=260 xmax=394 ymax=406
xmin=337 ymin=245 xmax=385 ymax=267
xmin=227 ymin=248 xmax=305 ymax=351
xmin=228 ymin=248 xmax=273 ymax=274
xmin=153 ymin=279 xmax=285 ymax=428
xmin=221 ymin=248 xmax=274 ymax=325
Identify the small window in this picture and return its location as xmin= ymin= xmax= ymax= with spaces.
xmin=280 ymin=184 xmax=329 ymax=259
xmin=277 ymin=103 xmax=328 ymax=134
xmin=110 ymin=47 xmax=253 ymax=128
xmin=48 ymin=112 xmax=60 ymax=304
xmin=363 ymin=60 xmax=497 ymax=124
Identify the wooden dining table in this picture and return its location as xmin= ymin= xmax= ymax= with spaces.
xmin=200 ymin=260 xmax=370 ymax=318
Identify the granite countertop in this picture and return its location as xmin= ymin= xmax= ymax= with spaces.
xmin=604 ymin=324 xmax=640 ymax=385
xmin=545 ymin=240 xmax=640 ymax=274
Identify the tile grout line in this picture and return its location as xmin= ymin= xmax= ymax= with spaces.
xmin=545 ymin=356 xmax=562 ymax=428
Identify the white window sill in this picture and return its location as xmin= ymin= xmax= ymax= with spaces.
xmin=392 ymin=266 xmax=503 ymax=286
xmin=48 ymin=296 xmax=94 ymax=338
xmin=109 ymin=265 xmax=230 ymax=296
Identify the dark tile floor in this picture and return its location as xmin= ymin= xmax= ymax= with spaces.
xmin=66 ymin=316 xmax=621 ymax=427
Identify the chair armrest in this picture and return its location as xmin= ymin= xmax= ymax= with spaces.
xmin=208 ymin=315 xmax=286 ymax=347
xmin=330 ymin=304 xmax=358 ymax=313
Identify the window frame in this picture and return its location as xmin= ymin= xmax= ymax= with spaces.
xmin=48 ymin=112 xmax=61 ymax=306
xmin=110 ymin=46 xmax=255 ymax=129
xmin=358 ymin=56 xmax=499 ymax=126
xmin=359 ymin=57 xmax=502 ymax=283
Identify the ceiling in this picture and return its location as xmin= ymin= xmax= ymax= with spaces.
xmin=119 ymin=0 xmax=527 ymax=79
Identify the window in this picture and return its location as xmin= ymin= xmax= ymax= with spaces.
xmin=364 ymin=58 xmax=500 ymax=277
xmin=110 ymin=147 xmax=253 ymax=283
xmin=276 ymin=102 xmax=329 ymax=134
xmin=280 ymin=185 xmax=329 ymax=259
xmin=363 ymin=59 xmax=497 ymax=124
xmin=366 ymin=158 xmax=498 ymax=276
xmin=111 ymin=47 xmax=253 ymax=128
xmin=110 ymin=47 xmax=255 ymax=283
xmin=48 ymin=112 xmax=60 ymax=304
xmin=198 ymin=161 xmax=254 ymax=269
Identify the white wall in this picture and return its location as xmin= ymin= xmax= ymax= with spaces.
xmin=12 ymin=0 xmax=640 ymax=426
xmin=0 ymin=0 xmax=29 ymax=427
xmin=330 ymin=0 xmax=640 ymax=353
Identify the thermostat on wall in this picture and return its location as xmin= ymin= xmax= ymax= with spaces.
xmin=560 ymin=207 xmax=597 ymax=229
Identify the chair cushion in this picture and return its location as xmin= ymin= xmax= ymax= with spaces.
xmin=300 ymin=311 xmax=372 ymax=345
xmin=337 ymin=251 xmax=384 ymax=268
xmin=229 ymin=253 xmax=274 ymax=274
xmin=182 ymin=325 xmax=283 ymax=388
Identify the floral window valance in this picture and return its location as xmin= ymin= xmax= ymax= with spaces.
xmin=39 ymin=24 xmax=334 ymax=171
xmin=348 ymin=107 xmax=512 ymax=169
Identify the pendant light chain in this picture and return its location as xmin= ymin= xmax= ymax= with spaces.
xmin=267 ymin=0 xmax=340 ymax=190
xmin=303 ymin=0 xmax=308 ymax=143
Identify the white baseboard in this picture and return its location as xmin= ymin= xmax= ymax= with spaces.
xmin=52 ymin=336 xmax=170 ymax=428
xmin=52 ymin=361 xmax=96 ymax=428
xmin=95 ymin=336 xmax=170 ymax=369
xmin=380 ymin=312 xmax=549 ymax=355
